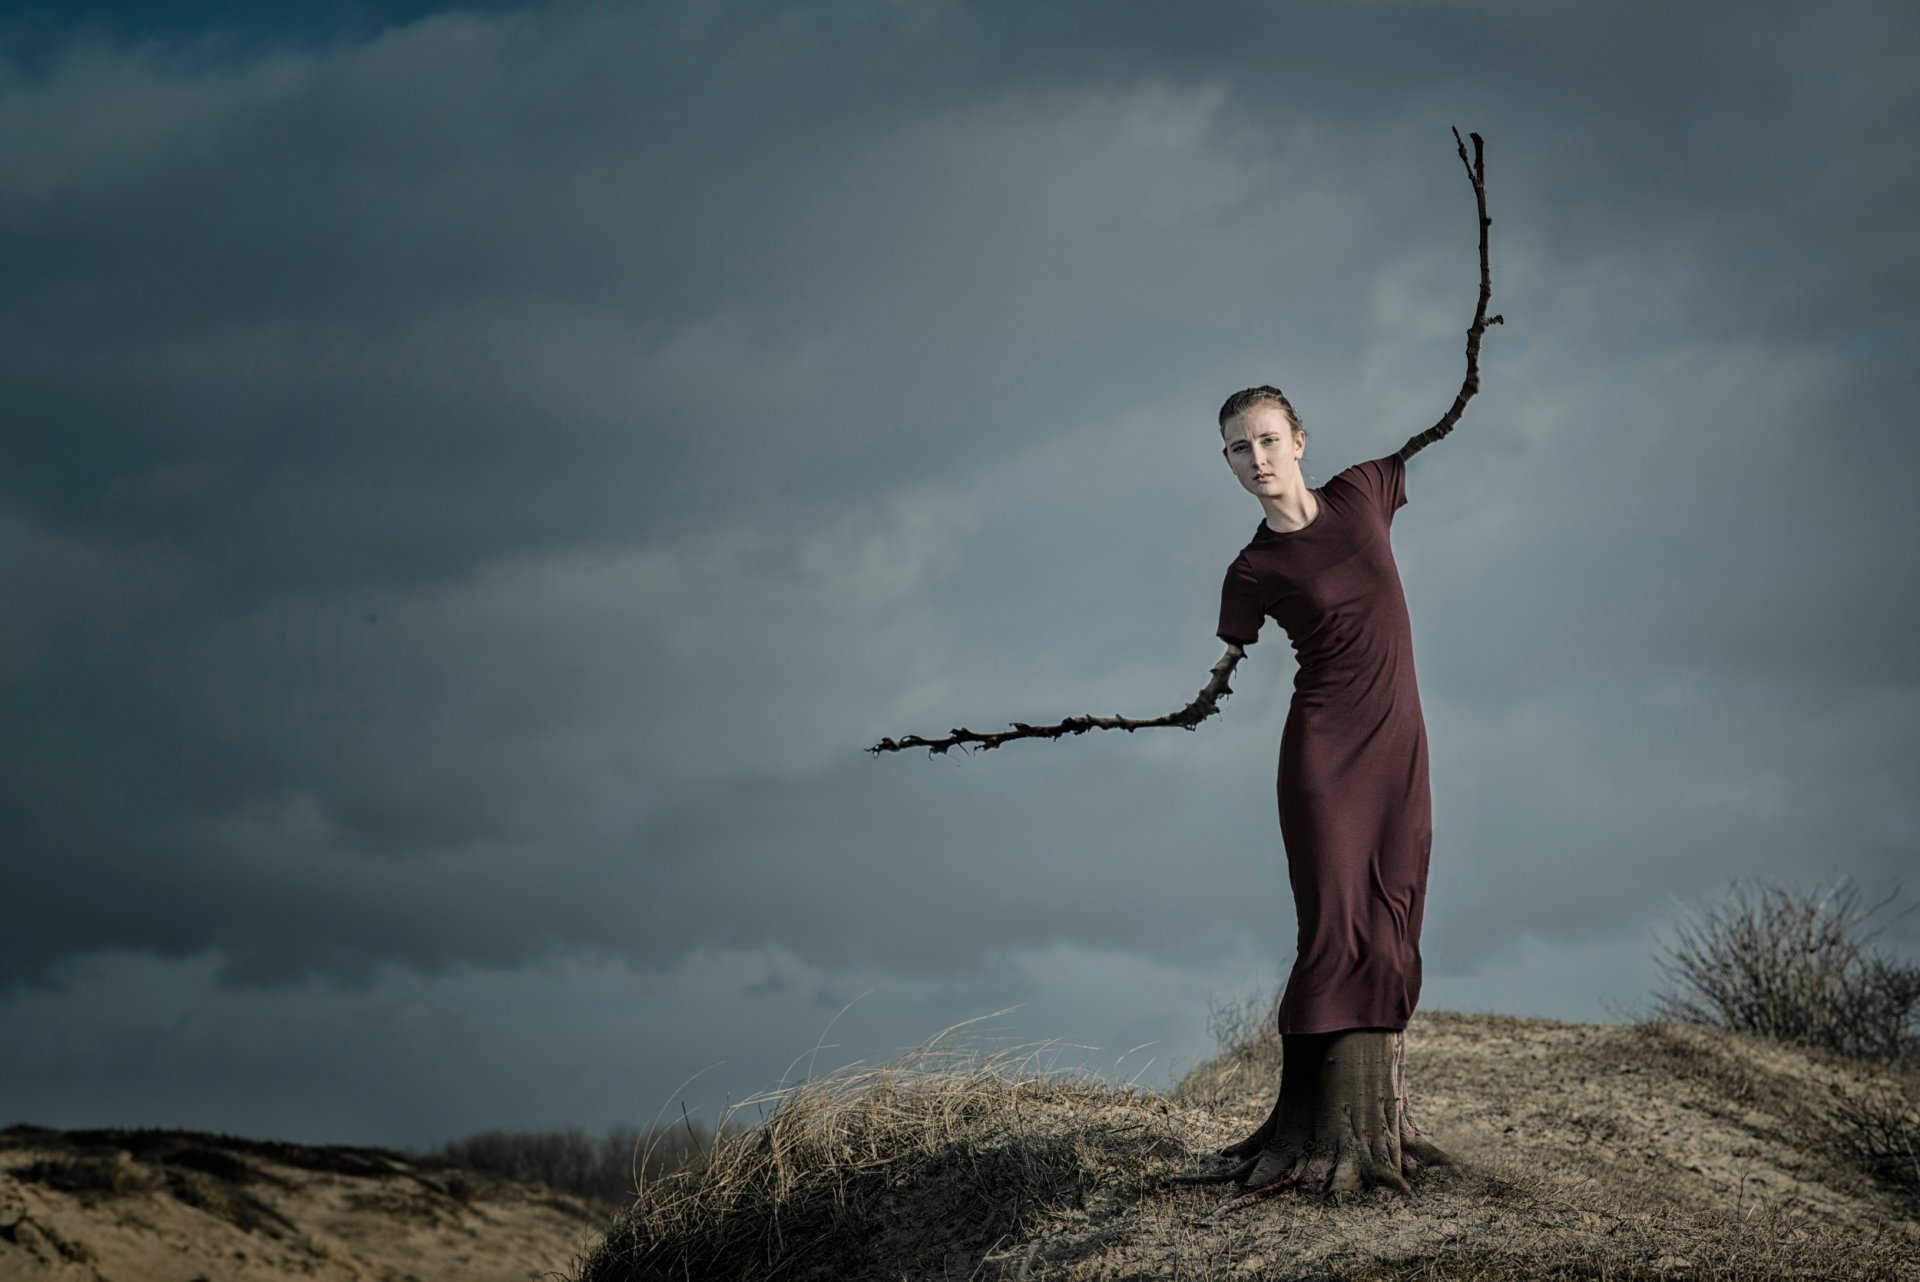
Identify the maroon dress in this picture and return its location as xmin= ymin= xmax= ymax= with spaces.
xmin=1216 ymin=452 xmax=1431 ymax=1035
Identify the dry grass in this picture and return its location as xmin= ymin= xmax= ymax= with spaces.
xmin=569 ymin=1005 xmax=1920 ymax=1281
xmin=569 ymin=880 xmax=1920 ymax=1279
xmin=571 ymin=1016 xmax=1197 ymax=1282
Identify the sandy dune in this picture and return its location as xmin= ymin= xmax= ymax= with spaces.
xmin=575 ymin=1011 xmax=1920 ymax=1280
xmin=10 ymin=1012 xmax=1919 ymax=1280
xmin=0 ymin=1125 xmax=614 ymax=1282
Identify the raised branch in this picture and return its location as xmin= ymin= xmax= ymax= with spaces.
xmin=871 ymin=128 xmax=1499 ymax=758
xmin=868 ymin=645 xmax=1246 ymax=756
xmin=1397 ymin=128 xmax=1503 ymax=463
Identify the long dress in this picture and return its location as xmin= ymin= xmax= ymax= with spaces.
xmin=1216 ymin=452 xmax=1431 ymax=1035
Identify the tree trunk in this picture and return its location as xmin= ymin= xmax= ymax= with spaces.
xmin=1180 ymin=1028 xmax=1453 ymax=1223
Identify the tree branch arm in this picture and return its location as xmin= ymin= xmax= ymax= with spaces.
xmin=1397 ymin=128 xmax=1504 ymax=464
xmin=867 ymin=644 xmax=1248 ymax=756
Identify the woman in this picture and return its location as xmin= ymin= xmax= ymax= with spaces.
xmin=1195 ymin=383 xmax=1450 ymax=1212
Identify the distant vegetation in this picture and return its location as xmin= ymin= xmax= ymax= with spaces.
xmin=426 ymin=1120 xmax=725 ymax=1208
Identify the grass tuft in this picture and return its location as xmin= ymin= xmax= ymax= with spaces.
xmin=570 ymin=1015 xmax=1190 ymax=1282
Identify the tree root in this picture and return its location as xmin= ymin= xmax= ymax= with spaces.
xmin=1216 ymin=1090 xmax=1283 ymax=1161
xmin=1171 ymin=1028 xmax=1456 ymax=1225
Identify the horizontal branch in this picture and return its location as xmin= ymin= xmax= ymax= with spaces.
xmin=867 ymin=645 xmax=1247 ymax=756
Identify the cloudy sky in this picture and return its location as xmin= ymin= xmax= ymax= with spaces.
xmin=3 ymin=0 xmax=1915 ymax=1150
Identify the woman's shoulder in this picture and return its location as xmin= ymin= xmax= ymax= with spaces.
xmin=1324 ymin=452 xmax=1397 ymax=487
xmin=1323 ymin=452 xmax=1406 ymax=519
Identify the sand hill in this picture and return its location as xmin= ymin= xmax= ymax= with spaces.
xmin=0 ymin=1124 xmax=612 ymax=1281
xmin=7 ymin=1012 xmax=1917 ymax=1281
xmin=578 ymin=1011 xmax=1919 ymax=1280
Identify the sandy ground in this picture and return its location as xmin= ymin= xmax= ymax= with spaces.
xmin=12 ymin=1013 xmax=1919 ymax=1281
xmin=1017 ymin=1012 xmax=1920 ymax=1279
xmin=0 ymin=1126 xmax=614 ymax=1282
xmin=575 ymin=1010 xmax=1920 ymax=1281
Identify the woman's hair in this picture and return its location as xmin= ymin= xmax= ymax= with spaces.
xmin=1218 ymin=385 xmax=1306 ymax=439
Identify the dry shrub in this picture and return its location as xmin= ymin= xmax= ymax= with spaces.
xmin=1825 ymin=1073 xmax=1920 ymax=1202
xmin=1651 ymin=873 xmax=1920 ymax=1063
xmin=570 ymin=1018 xmax=1187 ymax=1282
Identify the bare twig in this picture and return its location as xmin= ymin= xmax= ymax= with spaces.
xmin=868 ymin=644 xmax=1245 ymax=756
xmin=871 ymin=129 xmax=1498 ymax=758
xmin=1397 ymin=127 xmax=1504 ymax=463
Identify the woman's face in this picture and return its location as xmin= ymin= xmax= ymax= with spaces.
xmin=1220 ymin=403 xmax=1304 ymax=498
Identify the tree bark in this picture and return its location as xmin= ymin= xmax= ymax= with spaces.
xmin=1177 ymin=1029 xmax=1453 ymax=1223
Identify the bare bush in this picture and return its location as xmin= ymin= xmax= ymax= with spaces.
xmin=1651 ymin=873 xmax=1920 ymax=1063
xmin=1826 ymin=1075 xmax=1920 ymax=1202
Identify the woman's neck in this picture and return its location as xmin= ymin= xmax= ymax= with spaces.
xmin=1261 ymin=485 xmax=1319 ymax=533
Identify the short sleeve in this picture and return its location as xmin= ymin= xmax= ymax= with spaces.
xmin=1217 ymin=553 xmax=1266 ymax=646
xmin=1342 ymin=453 xmax=1408 ymax=523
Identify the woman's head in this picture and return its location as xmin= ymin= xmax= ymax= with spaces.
xmin=1218 ymin=385 xmax=1305 ymax=442
xmin=1218 ymin=385 xmax=1308 ymax=497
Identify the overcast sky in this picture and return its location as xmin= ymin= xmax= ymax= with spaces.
xmin=3 ymin=0 xmax=1915 ymax=1150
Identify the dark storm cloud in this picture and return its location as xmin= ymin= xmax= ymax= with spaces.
xmin=9 ymin=1 xmax=1910 ymax=594
xmin=2 ymin=0 xmax=1915 ymax=1030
